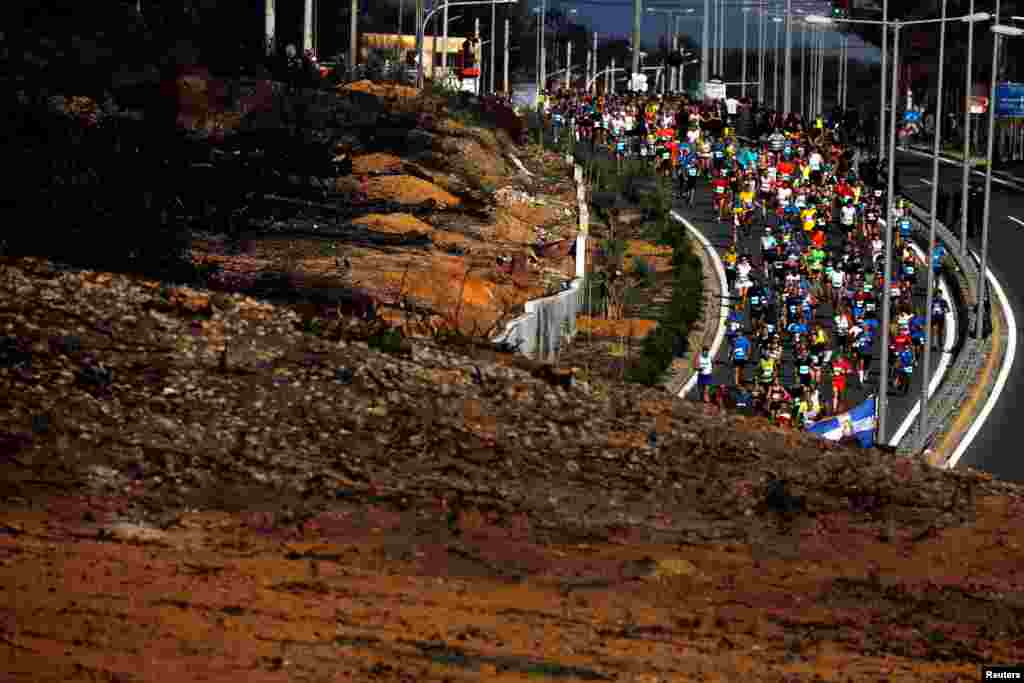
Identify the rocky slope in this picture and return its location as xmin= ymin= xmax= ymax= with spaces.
xmin=1 ymin=254 xmax=1023 ymax=681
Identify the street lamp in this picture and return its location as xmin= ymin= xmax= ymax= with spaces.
xmin=416 ymin=0 xmax=518 ymax=88
xmin=978 ymin=22 xmax=1024 ymax=341
xmin=772 ymin=16 xmax=782 ymax=111
xmin=805 ymin=8 xmax=992 ymax=444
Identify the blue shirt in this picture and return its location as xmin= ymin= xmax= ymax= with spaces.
xmin=733 ymin=336 xmax=751 ymax=360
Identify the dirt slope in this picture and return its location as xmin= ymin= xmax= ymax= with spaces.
xmin=1 ymin=255 xmax=1023 ymax=682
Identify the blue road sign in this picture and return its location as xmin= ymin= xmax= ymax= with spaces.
xmin=996 ymin=82 xmax=1024 ymax=118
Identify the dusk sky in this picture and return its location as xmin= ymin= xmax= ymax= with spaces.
xmin=533 ymin=0 xmax=883 ymax=61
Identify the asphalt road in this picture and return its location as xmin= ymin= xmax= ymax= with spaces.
xmin=895 ymin=149 xmax=1023 ymax=481
xmin=675 ymin=180 xmax=943 ymax=446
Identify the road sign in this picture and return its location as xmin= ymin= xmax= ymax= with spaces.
xmin=996 ymin=82 xmax=1024 ymax=118
xmin=967 ymin=96 xmax=988 ymax=115
xmin=704 ymin=79 xmax=726 ymax=100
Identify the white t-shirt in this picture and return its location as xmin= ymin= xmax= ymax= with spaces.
xmin=808 ymin=152 xmax=823 ymax=171
xmin=725 ymin=97 xmax=740 ymax=115
xmin=841 ymin=205 xmax=857 ymax=225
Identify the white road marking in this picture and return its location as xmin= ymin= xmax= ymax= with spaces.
xmin=1008 ymin=216 xmax=1024 ymax=229
xmin=947 ymin=251 xmax=1018 ymax=468
xmin=920 ymin=178 xmax=933 ymax=186
xmin=673 ymin=210 xmax=729 ymax=398
xmin=897 ymin=146 xmax=1024 ymax=190
xmin=888 ymin=243 xmax=956 ymax=446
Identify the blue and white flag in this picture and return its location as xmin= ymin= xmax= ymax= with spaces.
xmin=806 ymin=396 xmax=877 ymax=448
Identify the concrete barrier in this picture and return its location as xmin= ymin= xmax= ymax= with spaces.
xmin=492 ymin=162 xmax=588 ymax=362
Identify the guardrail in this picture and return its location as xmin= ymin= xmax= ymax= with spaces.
xmin=896 ymin=200 xmax=988 ymax=457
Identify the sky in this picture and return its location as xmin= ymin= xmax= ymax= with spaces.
xmin=537 ymin=0 xmax=883 ymax=61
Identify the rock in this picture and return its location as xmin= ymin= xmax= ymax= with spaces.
xmin=105 ymin=522 xmax=169 ymax=545
xmin=652 ymin=557 xmax=703 ymax=581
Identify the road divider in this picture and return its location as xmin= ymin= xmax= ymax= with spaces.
xmin=672 ymin=210 xmax=729 ymax=399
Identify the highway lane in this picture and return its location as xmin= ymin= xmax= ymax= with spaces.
xmin=895 ymin=150 xmax=1023 ymax=481
xmin=675 ymin=181 xmax=943 ymax=444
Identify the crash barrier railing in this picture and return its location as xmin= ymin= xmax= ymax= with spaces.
xmin=895 ymin=199 xmax=987 ymax=459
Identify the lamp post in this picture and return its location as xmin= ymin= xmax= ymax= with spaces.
xmin=919 ymin=0 xmax=949 ymax=443
xmin=783 ymin=0 xmax=792 ymax=114
xmin=540 ymin=0 xmax=547 ymax=97
xmin=800 ymin=19 xmax=807 ymax=117
xmin=979 ymin=20 xmax=1024 ymax=338
xmin=806 ymin=8 xmax=992 ymax=443
xmin=880 ymin=0 xmax=888 ymax=158
xmin=490 ymin=0 xmax=497 ymax=93
xmin=758 ymin=1 xmax=766 ymax=103
xmin=742 ymin=7 xmax=751 ymax=97
xmin=648 ymin=7 xmax=697 ymax=93
xmin=632 ymin=0 xmax=642 ymax=82
xmin=416 ymin=0 xmax=518 ymax=88
xmin=773 ymin=16 xmax=782 ymax=111
xmin=702 ymin=0 xmax=711 ymax=88
xmin=962 ymin=0 xmax=977 ymax=257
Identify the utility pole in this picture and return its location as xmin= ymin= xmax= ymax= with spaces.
xmin=609 ymin=57 xmax=615 ymax=93
xmin=399 ymin=0 xmax=404 ymax=38
xmin=592 ymin=32 xmax=598 ymax=92
xmin=350 ymin=0 xmax=358 ymax=79
xmin=505 ymin=17 xmax=510 ymax=94
xmin=783 ymin=0 xmax=792 ymax=114
xmin=632 ymin=0 xmax=642 ymax=83
xmin=304 ymin=0 xmax=314 ymax=56
xmin=265 ymin=0 xmax=275 ymax=56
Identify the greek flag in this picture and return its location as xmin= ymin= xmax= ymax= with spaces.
xmin=806 ymin=396 xmax=877 ymax=448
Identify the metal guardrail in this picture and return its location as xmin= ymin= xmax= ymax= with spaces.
xmin=896 ymin=201 xmax=989 ymax=458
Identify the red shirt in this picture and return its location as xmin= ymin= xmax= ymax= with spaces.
xmin=711 ymin=178 xmax=730 ymax=195
xmin=777 ymin=160 xmax=796 ymax=178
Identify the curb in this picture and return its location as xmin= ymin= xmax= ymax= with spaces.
xmin=671 ymin=210 xmax=729 ymax=399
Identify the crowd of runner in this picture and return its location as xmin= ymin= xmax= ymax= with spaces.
xmin=542 ymin=90 xmax=951 ymax=429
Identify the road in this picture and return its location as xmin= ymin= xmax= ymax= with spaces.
xmin=895 ymin=149 xmax=1022 ymax=481
xmin=675 ymin=181 xmax=946 ymax=446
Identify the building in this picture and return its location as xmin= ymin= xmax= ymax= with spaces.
xmin=360 ymin=33 xmax=479 ymax=81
